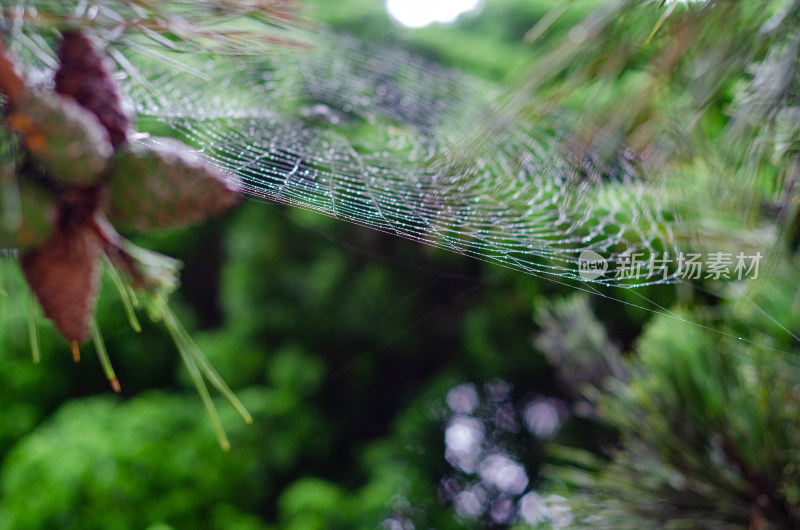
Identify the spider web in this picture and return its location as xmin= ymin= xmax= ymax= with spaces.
xmin=124 ymin=30 xmax=683 ymax=288
xmin=1 ymin=11 xmax=794 ymax=354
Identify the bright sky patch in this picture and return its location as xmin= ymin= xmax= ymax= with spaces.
xmin=386 ymin=0 xmax=482 ymax=28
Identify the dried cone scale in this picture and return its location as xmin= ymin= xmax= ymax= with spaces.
xmin=55 ymin=30 xmax=132 ymax=147
xmin=21 ymin=219 xmax=102 ymax=343
xmin=107 ymin=138 xmax=241 ymax=231
xmin=7 ymin=90 xmax=112 ymax=185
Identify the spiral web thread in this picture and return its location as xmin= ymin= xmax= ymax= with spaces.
xmin=0 ymin=19 xmax=683 ymax=288
xmin=124 ymin=30 xmax=683 ymax=288
xmin=2 ymin=15 xmax=795 ymax=353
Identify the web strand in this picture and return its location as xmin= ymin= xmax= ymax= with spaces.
xmin=2 ymin=27 xmax=791 ymax=354
xmin=124 ymin=31 xmax=682 ymax=288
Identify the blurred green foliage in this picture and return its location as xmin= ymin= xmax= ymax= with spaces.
xmin=540 ymin=271 xmax=800 ymax=528
xmin=0 ymin=4 xmax=564 ymax=527
xmin=2 ymin=0 xmax=800 ymax=528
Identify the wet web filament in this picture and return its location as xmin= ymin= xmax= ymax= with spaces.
xmin=114 ymin=30 xmax=800 ymax=353
xmin=125 ymin=31 xmax=680 ymax=289
xmin=1 ymin=23 xmax=797 ymax=358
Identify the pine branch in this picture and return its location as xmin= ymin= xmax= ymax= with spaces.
xmin=0 ymin=39 xmax=24 ymax=106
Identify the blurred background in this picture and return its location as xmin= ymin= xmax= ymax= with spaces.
xmin=2 ymin=0 xmax=800 ymax=528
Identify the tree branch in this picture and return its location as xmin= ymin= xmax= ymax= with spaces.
xmin=0 ymin=39 xmax=24 ymax=107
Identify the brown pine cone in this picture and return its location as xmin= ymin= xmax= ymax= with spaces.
xmin=55 ymin=30 xmax=132 ymax=147
xmin=0 ymin=178 xmax=58 ymax=249
xmin=7 ymin=90 xmax=113 ymax=185
xmin=106 ymin=138 xmax=241 ymax=231
xmin=21 ymin=222 xmax=102 ymax=343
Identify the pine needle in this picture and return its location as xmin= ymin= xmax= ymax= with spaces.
xmin=0 ymin=259 xmax=6 ymax=298
xmin=645 ymin=4 xmax=676 ymax=45
xmin=156 ymin=298 xmax=232 ymax=451
xmin=103 ymin=256 xmax=142 ymax=332
xmin=91 ymin=319 xmax=121 ymax=393
xmin=168 ymin=309 xmax=253 ymax=425
xmin=27 ymin=291 xmax=40 ymax=365
xmin=159 ymin=301 xmax=253 ymax=424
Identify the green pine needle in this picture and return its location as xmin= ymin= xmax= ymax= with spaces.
xmin=154 ymin=297 xmax=251 ymax=451
xmin=103 ymin=256 xmax=142 ymax=333
xmin=27 ymin=292 xmax=40 ymax=365
xmin=163 ymin=307 xmax=231 ymax=451
xmin=158 ymin=300 xmax=253 ymax=422
xmin=0 ymin=258 xmax=7 ymax=298
xmin=91 ymin=319 xmax=120 ymax=393
xmin=170 ymin=313 xmax=254 ymax=425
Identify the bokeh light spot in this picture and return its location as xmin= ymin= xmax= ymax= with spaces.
xmin=386 ymin=0 xmax=482 ymax=28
